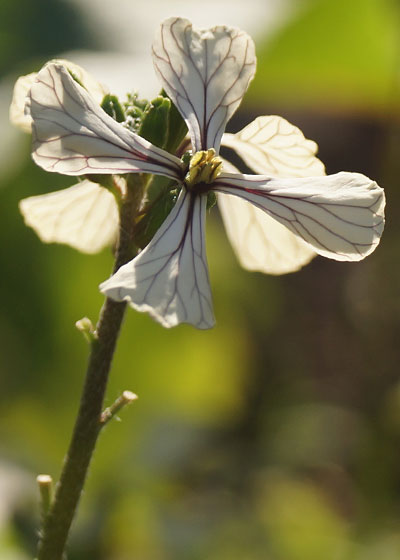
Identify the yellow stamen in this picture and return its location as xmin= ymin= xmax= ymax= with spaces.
xmin=185 ymin=149 xmax=222 ymax=189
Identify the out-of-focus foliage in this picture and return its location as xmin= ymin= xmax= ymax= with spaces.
xmin=0 ymin=0 xmax=97 ymax=75
xmin=1 ymin=1 xmax=400 ymax=559
xmin=249 ymin=0 xmax=400 ymax=115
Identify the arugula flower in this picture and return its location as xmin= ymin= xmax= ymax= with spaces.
xmin=15 ymin=17 xmax=385 ymax=329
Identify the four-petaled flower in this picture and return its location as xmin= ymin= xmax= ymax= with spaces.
xmin=17 ymin=17 xmax=385 ymax=329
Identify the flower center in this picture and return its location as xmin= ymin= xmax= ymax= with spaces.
xmin=184 ymin=149 xmax=222 ymax=193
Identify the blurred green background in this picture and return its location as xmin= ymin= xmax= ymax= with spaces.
xmin=1 ymin=0 xmax=400 ymax=559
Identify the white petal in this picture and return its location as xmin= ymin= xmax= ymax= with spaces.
xmin=9 ymin=60 xmax=108 ymax=135
xmin=219 ymin=121 xmax=321 ymax=273
xmin=214 ymin=172 xmax=385 ymax=261
xmin=29 ymin=62 xmax=182 ymax=179
xmin=19 ymin=180 xmax=118 ymax=253
xmin=219 ymin=158 xmax=315 ymax=274
xmin=9 ymin=73 xmax=36 ymax=133
xmin=152 ymin=17 xmax=256 ymax=152
xmin=222 ymin=115 xmax=325 ymax=176
xmin=218 ymin=192 xmax=315 ymax=274
xmin=54 ymin=59 xmax=108 ymax=104
xmin=100 ymin=190 xmax=215 ymax=329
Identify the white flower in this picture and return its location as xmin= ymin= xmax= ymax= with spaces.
xmin=23 ymin=17 xmax=385 ymax=329
xmin=12 ymin=65 xmax=322 ymax=266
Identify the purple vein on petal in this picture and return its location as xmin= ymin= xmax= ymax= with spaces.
xmin=100 ymin=189 xmax=215 ymax=329
xmin=213 ymin=172 xmax=385 ymax=261
xmin=29 ymin=63 xmax=182 ymax=179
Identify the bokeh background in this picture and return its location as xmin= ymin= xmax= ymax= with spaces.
xmin=1 ymin=0 xmax=400 ymax=558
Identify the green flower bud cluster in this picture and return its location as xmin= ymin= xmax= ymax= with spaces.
xmin=123 ymin=93 xmax=149 ymax=133
xmin=130 ymin=92 xmax=188 ymax=249
xmin=106 ymin=90 xmax=188 ymax=153
xmin=96 ymin=89 xmax=190 ymax=250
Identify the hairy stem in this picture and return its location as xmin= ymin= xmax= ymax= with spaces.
xmin=37 ymin=179 xmax=143 ymax=560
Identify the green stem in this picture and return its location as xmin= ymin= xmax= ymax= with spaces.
xmin=37 ymin=179 xmax=142 ymax=560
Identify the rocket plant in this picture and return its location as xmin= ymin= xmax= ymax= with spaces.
xmin=10 ymin=16 xmax=385 ymax=560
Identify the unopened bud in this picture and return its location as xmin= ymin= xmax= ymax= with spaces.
xmin=75 ymin=317 xmax=96 ymax=343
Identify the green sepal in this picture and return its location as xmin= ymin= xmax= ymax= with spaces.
xmin=181 ymin=151 xmax=192 ymax=168
xmin=206 ymin=191 xmax=217 ymax=210
xmin=133 ymin=175 xmax=179 ymax=249
xmin=67 ymin=70 xmax=85 ymax=89
xmin=138 ymin=96 xmax=171 ymax=149
xmin=138 ymin=91 xmax=188 ymax=154
xmin=161 ymin=90 xmax=188 ymax=154
xmin=101 ymin=94 xmax=125 ymax=123
xmin=85 ymin=174 xmax=114 ymax=190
